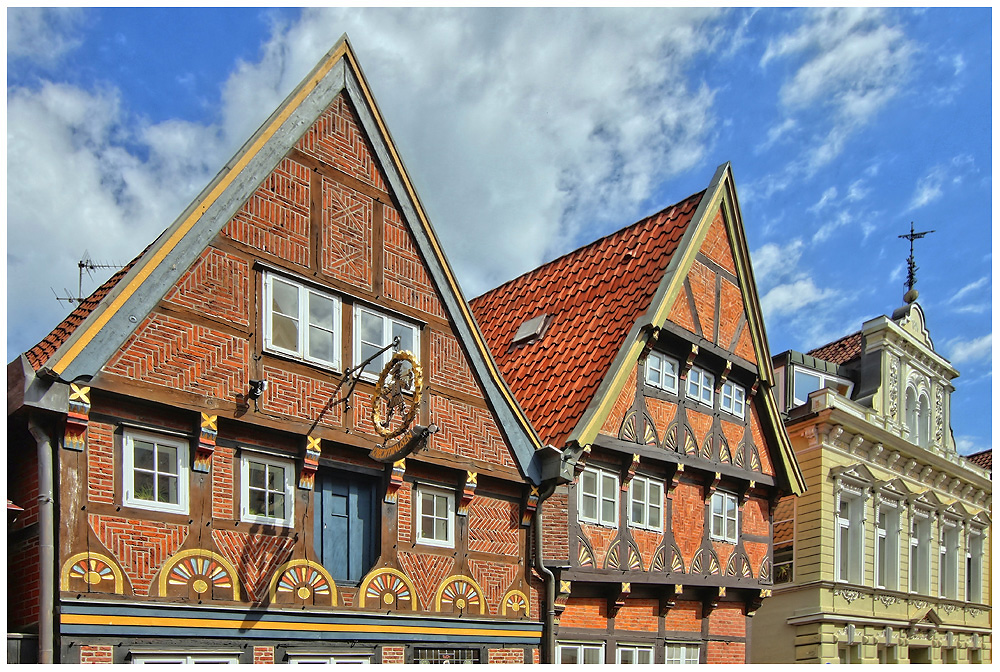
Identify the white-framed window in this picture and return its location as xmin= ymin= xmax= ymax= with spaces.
xmin=875 ymin=502 xmax=901 ymax=590
xmin=353 ymin=305 xmax=419 ymax=381
xmin=645 ymin=352 xmax=678 ymax=393
xmin=835 ymin=488 xmax=864 ymax=584
xmin=287 ymin=653 xmax=373 ymax=664
xmin=579 ymin=466 xmax=619 ymax=527
xmin=616 ymin=644 xmax=654 ymax=664
xmin=709 ymin=491 xmax=738 ymax=543
xmin=628 ymin=475 xmax=663 ymax=532
xmin=415 ymin=486 xmax=455 ymax=548
xmin=909 ymin=510 xmax=932 ymax=594
xmin=240 ymin=453 xmax=295 ymax=528
xmin=123 ymin=430 xmax=190 ymax=515
xmin=720 ymin=381 xmax=746 ymax=418
xmin=263 ymin=272 xmax=341 ymax=369
xmin=791 ymin=366 xmax=853 ymax=407
xmin=665 ymin=642 xmax=700 ymax=664
xmin=967 ymin=528 xmax=984 ymax=602
xmin=939 ymin=520 xmax=959 ymax=599
xmin=686 ymin=366 xmax=714 ymax=406
xmin=557 ymin=642 xmax=604 ymax=664
xmin=131 ymin=653 xmax=239 ymax=664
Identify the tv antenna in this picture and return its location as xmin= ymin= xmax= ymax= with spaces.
xmin=52 ymin=252 xmax=123 ymax=306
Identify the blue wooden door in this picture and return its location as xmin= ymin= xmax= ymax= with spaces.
xmin=313 ymin=470 xmax=378 ymax=583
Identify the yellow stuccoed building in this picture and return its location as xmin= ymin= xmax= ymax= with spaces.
xmin=750 ymin=297 xmax=991 ymax=664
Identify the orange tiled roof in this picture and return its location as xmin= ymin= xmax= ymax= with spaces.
xmin=471 ymin=191 xmax=704 ymax=447
xmin=967 ymin=449 xmax=991 ymax=471
xmin=807 ymin=331 xmax=862 ymax=365
xmin=25 ymin=252 xmax=146 ymax=371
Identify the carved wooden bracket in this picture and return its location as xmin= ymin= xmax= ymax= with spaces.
xmin=553 ymin=579 xmax=572 ymax=623
xmin=668 ymin=463 xmax=685 ymax=493
xmin=748 ymin=378 xmax=760 ymax=399
xmin=680 ymin=344 xmax=699 ymax=380
xmin=715 ymin=361 xmax=733 ymax=392
xmin=704 ymin=472 xmax=722 ymax=499
xmin=298 ymin=436 xmax=322 ymax=490
xmin=384 ymin=459 xmax=407 ymax=504
xmin=457 ymin=471 xmax=478 ymax=516
xmin=746 ymin=588 xmax=771 ymax=617
xmin=63 ymin=383 xmax=91 ymax=452
xmin=609 ymin=582 xmax=631 ymax=618
xmin=522 ymin=486 xmax=540 ymax=527
xmin=639 ymin=327 xmax=660 ymax=362
xmin=659 ymin=583 xmax=683 ymax=615
xmin=573 ymin=445 xmax=593 ymax=482
xmin=738 ymin=480 xmax=756 ymax=506
xmin=193 ymin=412 xmax=218 ymax=473
xmin=621 ymin=453 xmax=641 ymax=491
xmin=703 ymin=586 xmax=725 ymax=615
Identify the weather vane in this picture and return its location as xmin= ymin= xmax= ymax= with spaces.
xmin=898 ymin=222 xmax=934 ymax=303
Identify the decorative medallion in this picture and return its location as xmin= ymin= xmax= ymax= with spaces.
xmin=692 ymin=549 xmax=720 ymax=576
xmin=359 ymin=567 xmax=418 ymax=610
xmin=61 ymin=551 xmax=124 ymax=594
xmin=725 ymin=551 xmax=751 ymax=578
xmin=911 ymin=600 xmax=927 ymax=610
xmin=700 ymin=435 xmax=713 ymax=460
xmin=719 ymin=435 xmax=732 ymax=464
xmin=619 ymin=411 xmax=658 ymax=447
xmin=942 ymin=604 xmax=957 ymax=615
xmin=748 ymin=444 xmax=761 ymax=472
xmin=161 ymin=550 xmax=239 ymax=600
xmin=734 ymin=442 xmax=746 ymax=468
xmin=501 ymin=589 xmax=530 ymax=618
xmin=833 ymin=588 xmax=861 ymax=604
xmin=664 ymin=424 xmax=679 ymax=452
xmin=967 ymin=607 xmax=982 ymax=618
xmin=435 ymin=575 xmax=487 ymax=614
xmin=269 ymin=559 xmax=336 ymax=605
xmin=368 ymin=351 xmax=425 ymax=463
xmin=684 ymin=429 xmax=699 ymax=457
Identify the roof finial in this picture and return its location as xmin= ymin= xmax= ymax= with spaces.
xmin=898 ymin=222 xmax=934 ymax=304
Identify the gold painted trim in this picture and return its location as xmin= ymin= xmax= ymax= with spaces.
xmin=50 ymin=43 xmax=350 ymax=375
xmin=60 ymin=551 xmax=125 ymax=594
xmin=268 ymin=558 xmax=338 ymax=606
xmin=433 ymin=574 xmax=488 ymax=615
xmin=357 ymin=567 xmax=419 ymax=611
xmin=501 ymin=589 xmax=530 ymax=618
xmin=157 ymin=548 xmax=242 ymax=601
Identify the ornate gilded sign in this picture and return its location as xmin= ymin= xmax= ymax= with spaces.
xmin=369 ymin=351 xmax=432 ymax=462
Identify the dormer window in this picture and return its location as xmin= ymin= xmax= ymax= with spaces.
xmin=512 ymin=313 xmax=550 ymax=345
xmin=646 ymin=352 xmax=679 ymax=393
xmin=791 ymin=366 xmax=852 ymax=407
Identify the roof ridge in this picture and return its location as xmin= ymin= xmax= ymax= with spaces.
xmin=806 ymin=329 xmax=863 ymax=356
xmin=472 ymin=189 xmax=706 ymax=303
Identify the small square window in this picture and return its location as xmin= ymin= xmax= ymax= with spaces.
xmin=710 ymin=491 xmax=738 ymax=543
xmin=686 ymin=366 xmax=714 ymax=406
xmin=416 ymin=486 xmax=455 ymax=548
xmin=579 ymin=466 xmax=618 ymax=527
xmin=628 ymin=476 xmax=663 ymax=532
xmin=240 ymin=454 xmax=295 ymax=528
xmin=720 ymin=381 xmax=745 ymax=418
xmin=646 ymin=352 xmax=679 ymax=393
xmin=123 ymin=430 xmax=190 ymax=515
xmin=263 ymin=273 xmax=341 ymax=369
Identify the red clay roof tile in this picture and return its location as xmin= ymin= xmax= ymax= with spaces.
xmin=807 ymin=331 xmax=863 ymax=365
xmin=967 ymin=449 xmax=991 ymax=471
xmin=471 ymin=191 xmax=704 ymax=447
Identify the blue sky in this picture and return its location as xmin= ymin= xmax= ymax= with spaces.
xmin=6 ymin=7 xmax=992 ymax=455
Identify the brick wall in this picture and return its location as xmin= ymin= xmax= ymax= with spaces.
xmin=295 ymin=94 xmax=387 ymax=192
xmin=87 ymin=421 xmax=115 ymax=504
xmin=468 ymin=497 xmax=519 ymax=556
xmin=708 ymin=603 xmax=746 ymax=638
xmin=671 ymin=482 xmax=706 ymax=563
xmin=381 ymin=646 xmax=405 ymax=664
xmin=212 ymin=443 xmax=235 ymax=519
xmin=8 ymin=441 xmax=40 ymax=630
xmin=664 ymin=600 xmax=702 ymax=632
xmin=559 ymin=596 xmax=607 ymax=629
xmin=211 ymin=529 xmax=296 ymax=602
xmin=705 ymin=639 xmax=745 ymax=664
xmin=700 ymin=210 xmax=736 ymax=274
xmin=397 ymin=481 xmax=412 ymax=544
xmin=430 ymin=330 xmax=482 ymax=399
xmin=321 ymin=177 xmax=372 ymax=290
xmin=383 ymin=204 xmax=445 ymax=318
xmin=749 ymin=411 xmax=775 ymax=476
xmin=488 ymin=648 xmax=525 ymax=664
xmin=717 ymin=277 xmax=744 ymax=349
xmin=80 ymin=645 xmax=114 ymax=664
xmin=396 ymin=551 xmax=455 ymax=611
xmin=541 ymin=489 xmax=569 ymax=564
xmin=260 ymin=364 xmax=344 ymax=428
xmin=668 ymin=286 xmax=697 ymax=334
xmin=686 ymin=409 xmax=713 ymax=455
xmin=615 ymin=598 xmax=659 ymax=632
xmin=164 ymin=247 xmax=250 ymax=327
xmin=600 ymin=364 xmax=636 ymax=436
xmin=253 ymin=646 xmax=274 ymax=664
xmin=580 ymin=523 xmax=617 ymax=568
xmin=645 ymin=397 xmax=677 ymax=443
xmin=429 ymin=395 xmax=514 ymax=468
xmin=631 ymin=528 xmax=663 ymax=571
xmin=90 ymin=514 xmax=188 ymax=595
xmin=467 ymin=558 xmax=518 ymax=615
xmin=686 ymin=260 xmax=716 ymax=340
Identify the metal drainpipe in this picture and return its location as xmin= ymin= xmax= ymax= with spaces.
xmin=532 ymin=482 xmax=557 ymax=664
xmin=28 ymin=418 xmax=55 ymax=665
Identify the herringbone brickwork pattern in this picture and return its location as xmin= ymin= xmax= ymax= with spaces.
xmin=212 ymin=529 xmax=296 ymax=602
xmin=580 ymin=524 xmax=617 ymax=569
xmin=600 ymin=364 xmax=636 ymax=436
xmin=383 ymin=204 xmax=445 ymax=318
xmin=720 ymin=419 xmax=745 ymax=462
xmin=87 ymin=421 xmax=115 ymax=504
xmin=687 ymin=260 xmax=715 ymax=341
xmin=671 ymin=482 xmax=705 ymax=563
xmin=164 ymin=247 xmax=250 ymax=327
xmin=467 ymin=558 xmax=518 ymax=615
xmin=668 ymin=285 xmax=697 ymax=334
xmin=744 ymin=540 xmax=768 ymax=580
xmin=645 ymin=397 xmax=677 ymax=446
xmin=429 ymin=395 xmax=514 ymax=468
xmin=105 ymin=314 xmax=249 ymax=399
xmin=295 ymin=94 xmax=388 ymax=192
xmin=742 ymin=495 xmax=769 ymax=537
xmin=631 ymin=528 xmax=662 ymax=571
xmin=749 ymin=411 xmax=775 ymax=476
xmin=397 ymin=550 xmax=454 ymax=611
xmin=222 ymin=158 xmax=310 ymax=267
xmin=734 ymin=326 xmax=755 ymax=365
xmin=700 ymin=210 xmax=737 ymax=275
xmin=686 ymin=410 xmax=713 ymax=456
xmin=717 ymin=277 xmax=744 ymax=350
xmin=212 ymin=444 xmax=235 ymax=519
xmin=430 ymin=330 xmax=482 ymax=399
xmin=90 ymin=514 xmax=188 ymax=595
xmin=322 ymin=177 xmax=372 ymax=290
xmin=80 ymin=645 xmax=114 ymax=664
xmin=261 ymin=364 xmax=343 ymax=427
xmin=468 ymin=497 xmax=519 ymax=556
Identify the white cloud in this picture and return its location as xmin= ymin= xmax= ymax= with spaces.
xmin=907 ymin=155 xmax=977 ymax=211
xmin=760 ymin=278 xmax=839 ymax=320
xmin=7 ymin=7 xmax=85 ymax=67
xmin=946 ymin=333 xmax=992 ymax=365
xmin=952 ymin=276 xmax=989 ymax=303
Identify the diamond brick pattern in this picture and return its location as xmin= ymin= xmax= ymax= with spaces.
xmin=467 ymin=559 xmax=518 ymax=616
xmin=468 ymin=497 xmax=519 ymax=556
xmin=322 ymin=177 xmax=372 ymax=290
xmin=397 ymin=551 xmax=454 ymax=611
xmin=295 ymin=93 xmax=388 ymax=192
xmin=86 ymin=422 xmax=115 ymax=505
xmin=471 ymin=191 xmax=702 ymax=447
xmin=383 ymin=204 xmax=445 ymax=318
xmin=430 ymin=330 xmax=483 ymax=399
xmin=89 ymin=514 xmax=188 ymax=596
xmin=164 ymin=247 xmax=250 ymax=327
xmin=212 ymin=529 xmax=296 ymax=602
xmin=104 ymin=313 xmax=249 ymax=399
xmin=429 ymin=395 xmax=515 ymax=468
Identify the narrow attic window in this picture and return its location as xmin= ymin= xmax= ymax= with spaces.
xmin=512 ymin=314 xmax=550 ymax=346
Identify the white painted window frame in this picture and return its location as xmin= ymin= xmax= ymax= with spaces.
xmin=720 ymin=380 xmax=746 ymax=418
xmin=122 ymin=429 xmax=190 ymax=515
xmin=834 ymin=486 xmax=864 ymax=584
xmin=616 ymin=643 xmax=654 ymax=664
xmin=628 ymin=475 xmax=664 ymax=532
xmin=645 ymin=351 xmax=679 ymax=393
xmin=874 ymin=500 xmax=901 ymax=591
xmin=415 ymin=485 xmax=455 ymax=548
xmin=578 ymin=466 xmax=619 ymax=527
xmin=665 ymin=642 xmax=700 ymax=664
xmin=709 ymin=490 xmax=739 ymax=543
xmin=556 ymin=641 xmax=605 ymax=665
xmin=263 ymin=272 xmax=342 ymax=369
xmin=686 ymin=366 xmax=714 ymax=406
xmin=240 ymin=452 xmax=295 ymax=528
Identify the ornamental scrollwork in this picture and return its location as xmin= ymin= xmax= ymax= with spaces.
xmin=888 ymin=357 xmax=899 ymax=421
xmin=876 ymin=594 xmax=899 ymax=607
xmin=833 ymin=588 xmax=862 ymax=604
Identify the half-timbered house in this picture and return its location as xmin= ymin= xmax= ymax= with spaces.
xmin=471 ymin=164 xmax=807 ymax=664
xmin=7 ymin=37 xmax=559 ymax=664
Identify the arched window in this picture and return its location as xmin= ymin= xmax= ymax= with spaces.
xmin=905 ymin=387 xmax=918 ymax=439
xmin=917 ymin=394 xmax=931 ymax=448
